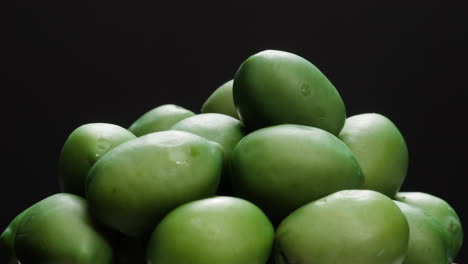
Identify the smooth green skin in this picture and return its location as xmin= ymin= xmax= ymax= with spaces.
xmin=1 ymin=209 xmax=29 ymax=263
xmin=128 ymin=104 xmax=195 ymax=136
xmin=59 ymin=123 xmax=136 ymax=196
xmin=394 ymin=201 xmax=451 ymax=264
xmin=233 ymin=50 xmax=346 ymax=135
xmin=86 ymin=130 xmax=224 ymax=237
xmin=395 ymin=192 xmax=463 ymax=260
xmin=339 ymin=113 xmax=409 ymax=197
xmin=14 ymin=193 xmax=113 ymax=264
xmin=274 ymin=190 xmax=410 ymax=264
xmin=170 ymin=113 xmax=245 ymax=162
xmin=170 ymin=113 xmax=246 ymax=194
xmin=146 ymin=196 xmax=274 ymax=264
xmin=201 ymin=80 xmax=239 ymax=119
xmin=231 ymin=124 xmax=364 ymax=224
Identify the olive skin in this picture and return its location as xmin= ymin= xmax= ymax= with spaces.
xmin=146 ymin=196 xmax=274 ymax=264
xmin=233 ymin=50 xmax=346 ymax=135
xmin=338 ymin=113 xmax=409 ymax=197
xmin=394 ymin=201 xmax=451 ymax=264
xmin=231 ymin=124 xmax=364 ymax=224
xmin=170 ymin=113 xmax=246 ymax=194
xmin=86 ymin=130 xmax=224 ymax=237
xmin=201 ymin=80 xmax=239 ymax=119
xmin=1 ymin=209 xmax=29 ymax=263
xmin=59 ymin=123 xmax=136 ymax=196
xmin=395 ymin=192 xmax=463 ymax=260
xmin=170 ymin=113 xmax=245 ymax=163
xmin=128 ymin=104 xmax=195 ymax=136
xmin=274 ymin=190 xmax=409 ymax=264
xmin=14 ymin=193 xmax=113 ymax=264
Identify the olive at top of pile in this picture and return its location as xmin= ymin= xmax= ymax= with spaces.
xmin=232 ymin=49 xmax=346 ymax=135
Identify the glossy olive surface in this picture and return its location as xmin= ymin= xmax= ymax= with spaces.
xmin=339 ymin=113 xmax=408 ymax=197
xmin=396 ymin=192 xmax=463 ymax=260
xmin=128 ymin=104 xmax=195 ymax=136
xmin=170 ymin=113 xmax=245 ymax=163
xmin=274 ymin=190 xmax=409 ymax=264
xmin=146 ymin=196 xmax=274 ymax=264
xmin=231 ymin=124 xmax=364 ymax=223
xmin=233 ymin=50 xmax=346 ymax=135
xmin=14 ymin=193 xmax=113 ymax=264
xmin=1 ymin=209 xmax=29 ymax=263
xmin=395 ymin=201 xmax=451 ymax=264
xmin=170 ymin=113 xmax=246 ymax=194
xmin=86 ymin=130 xmax=224 ymax=237
xmin=201 ymin=80 xmax=239 ymax=119
xmin=59 ymin=123 xmax=136 ymax=196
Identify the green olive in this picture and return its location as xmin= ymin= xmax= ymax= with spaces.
xmin=128 ymin=104 xmax=195 ymax=136
xmin=201 ymin=80 xmax=239 ymax=119
xmin=394 ymin=201 xmax=451 ymax=264
xmin=1 ymin=209 xmax=29 ymax=263
xmin=14 ymin=193 xmax=113 ymax=264
xmin=395 ymin=192 xmax=463 ymax=260
xmin=59 ymin=123 xmax=136 ymax=196
xmin=233 ymin=50 xmax=346 ymax=135
xmin=170 ymin=113 xmax=246 ymax=194
xmin=339 ymin=113 xmax=408 ymax=197
xmin=146 ymin=196 xmax=274 ymax=264
xmin=231 ymin=124 xmax=364 ymax=223
xmin=86 ymin=130 xmax=224 ymax=237
xmin=170 ymin=113 xmax=245 ymax=163
xmin=274 ymin=190 xmax=409 ymax=264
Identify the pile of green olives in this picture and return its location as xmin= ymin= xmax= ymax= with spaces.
xmin=1 ymin=50 xmax=463 ymax=264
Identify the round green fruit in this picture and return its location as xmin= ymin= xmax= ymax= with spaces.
xmin=338 ymin=113 xmax=408 ymax=197
xmin=395 ymin=192 xmax=463 ymax=260
xmin=14 ymin=193 xmax=113 ymax=264
xmin=170 ymin=113 xmax=245 ymax=163
xmin=86 ymin=130 xmax=223 ymax=237
xmin=128 ymin=104 xmax=195 ymax=136
xmin=1 ymin=209 xmax=29 ymax=263
xmin=231 ymin=124 xmax=364 ymax=223
xmin=394 ymin=201 xmax=451 ymax=264
xmin=146 ymin=196 xmax=274 ymax=264
xmin=233 ymin=50 xmax=346 ymax=134
xmin=274 ymin=190 xmax=409 ymax=264
xmin=201 ymin=80 xmax=239 ymax=119
xmin=170 ymin=113 xmax=246 ymax=194
xmin=59 ymin=123 xmax=136 ymax=196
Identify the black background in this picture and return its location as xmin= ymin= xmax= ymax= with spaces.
xmin=2 ymin=1 xmax=467 ymax=262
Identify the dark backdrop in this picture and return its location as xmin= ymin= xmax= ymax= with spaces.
xmin=2 ymin=1 xmax=467 ymax=262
